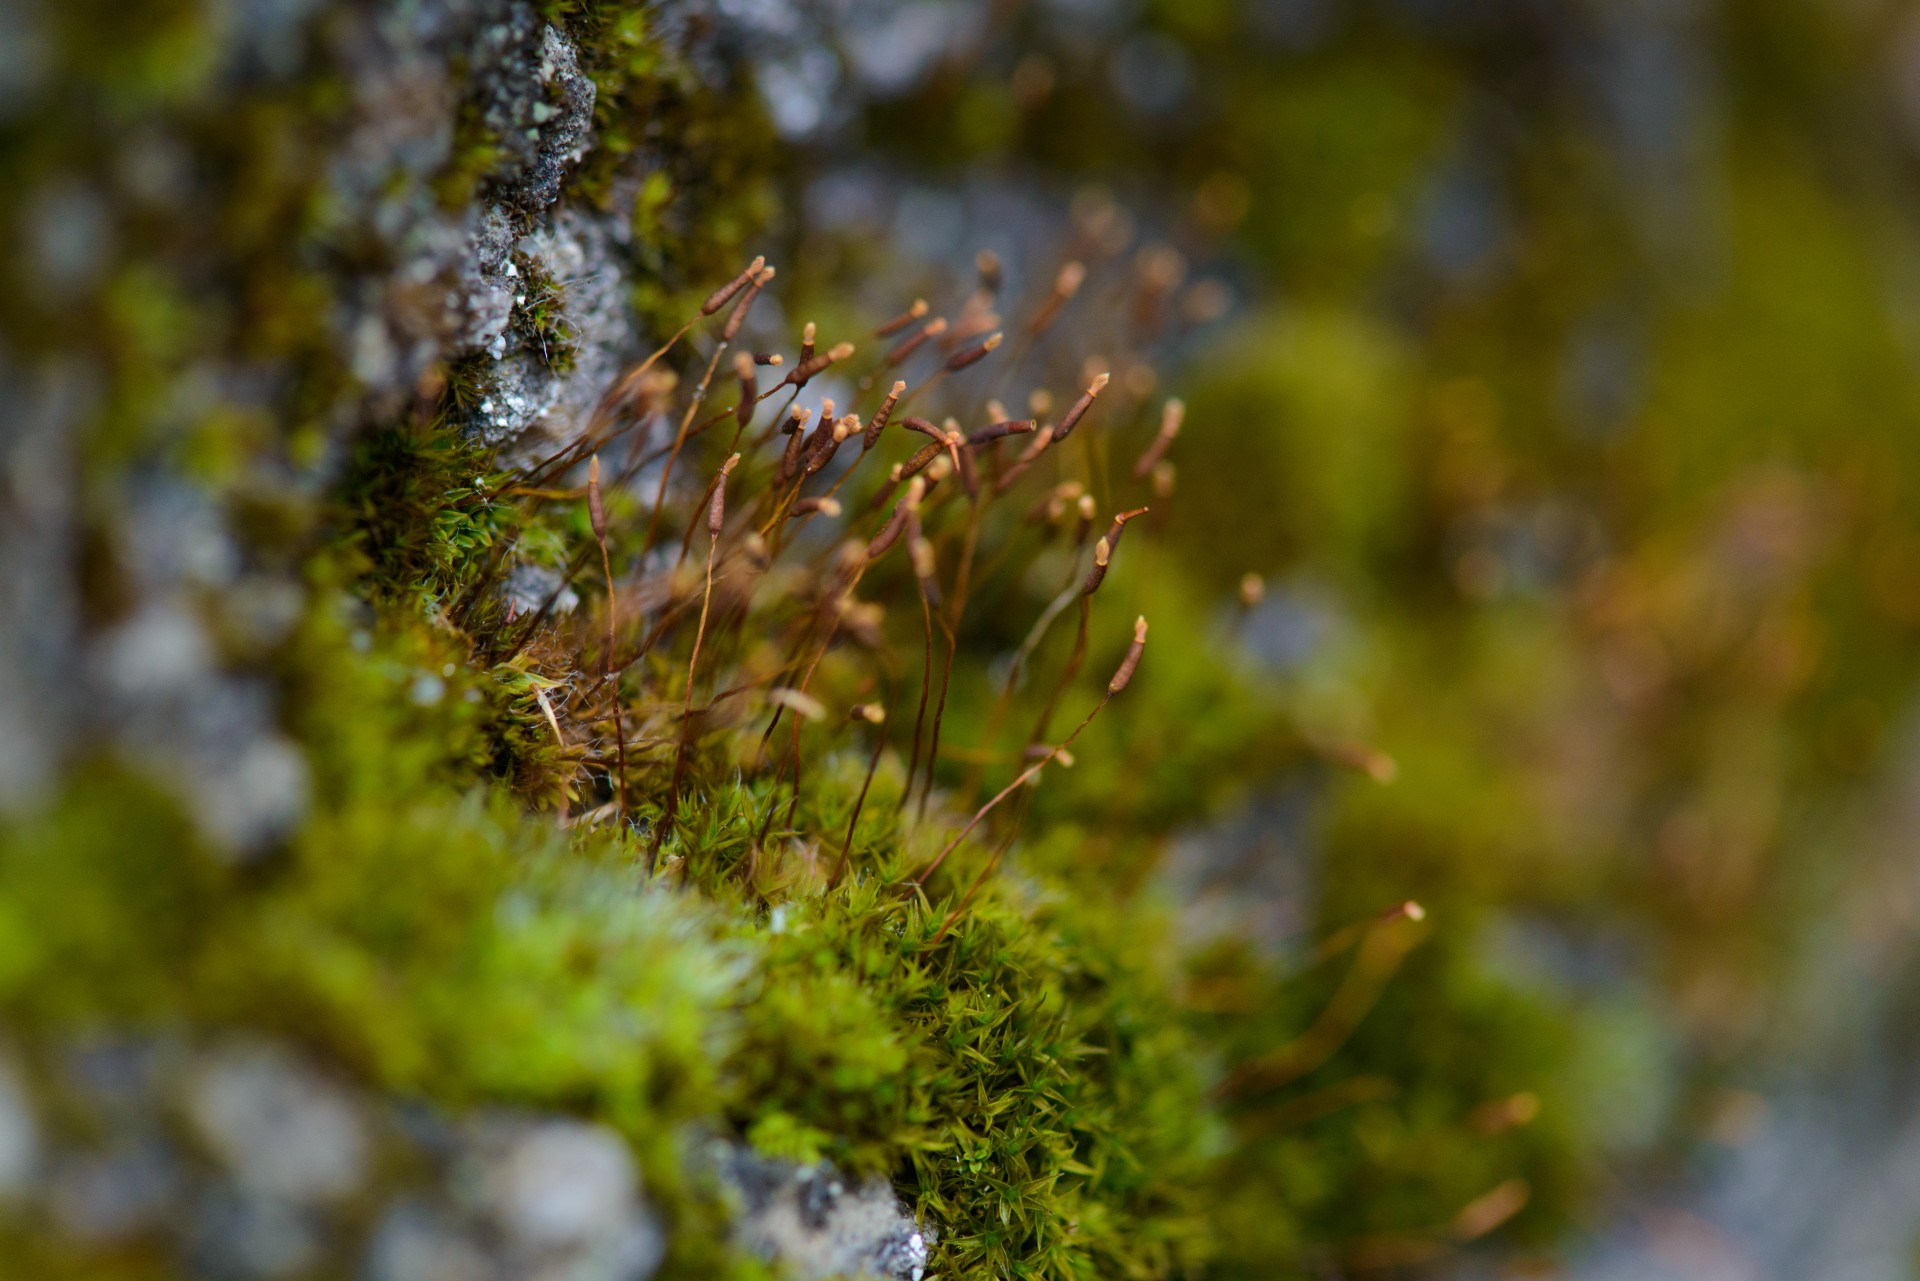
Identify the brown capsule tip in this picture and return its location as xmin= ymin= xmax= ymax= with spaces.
xmin=1077 ymin=494 xmax=1097 ymax=519
xmin=802 ymin=321 xmax=816 ymax=342
xmin=890 ymin=379 xmax=906 ymax=395
xmin=1152 ymin=460 xmax=1177 ymax=497
xmin=789 ymin=405 xmax=811 ymax=427
xmin=1052 ymin=748 xmax=1076 ymax=768
xmin=1056 ymin=261 xmax=1086 ymax=296
xmin=1160 ymin=397 xmax=1186 ymax=437
xmin=1239 ymin=573 xmax=1266 ymax=606
xmin=925 ymin=454 xmax=953 ymax=482
xmin=889 ymin=464 xmax=905 ymax=482
xmin=910 ymin=537 xmax=937 ymax=579
xmin=754 ymin=351 xmax=783 ymax=365
xmin=944 ymin=333 xmax=1002 ymax=372
xmin=1400 ymin=900 xmax=1426 ymax=922
xmin=587 ymin=455 xmax=607 ymax=541
xmin=1090 ymin=371 xmax=1111 ymax=393
xmin=733 ymin=351 xmax=755 ymax=377
xmin=986 ymin=399 xmax=1007 ymax=422
xmin=876 ymin=300 xmax=932 ymax=338
xmin=700 ymin=256 xmax=766 ymax=315
xmin=850 ymin=703 xmax=886 ymax=724
xmin=769 ymin=688 xmax=827 ymax=721
xmin=1093 ymin=537 xmax=1111 ymax=568
xmin=1108 ymin=616 xmax=1148 ymax=693
xmin=791 ymin=496 xmax=842 ymax=519
xmin=722 ymin=452 xmax=742 ymax=475
xmin=757 ymin=266 xmax=776 ymax=283
xmin=906 ymin=476 xmax=926 ymax=507
xmin=829 ymin=342 xmax=855 ymax=361
xmin=925 ymin=317 xmax=949 ymax=336
xmin=833 ymin=417 xmax=854 ymax=442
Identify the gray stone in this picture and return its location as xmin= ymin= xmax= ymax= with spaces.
xmin=185 ymin=1042 xmax=370 ymax=1208
xmin=502 ymin=563 xmax=579 ymax=618
xmin=710 ymin=1144 xmax=931 ymax=1281
xmin=0 ymin=1050 xmax=40 ymax=1199
xmin=457 ymin=1114 xmax=664 ymax=1281
xmin=188 ymin=1182 xmax=325 ymax=1280
xmin=46 ymin=1135 xmax=182 ymax=1244
xmin=366 ymin=1200 xmax=501 ymax=1281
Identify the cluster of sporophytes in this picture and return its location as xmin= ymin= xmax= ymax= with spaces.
xmin=332 ymin=245 xmax=1213 ymax=1276
xmin=297 ymin=232 xmax=1577 ymax=1276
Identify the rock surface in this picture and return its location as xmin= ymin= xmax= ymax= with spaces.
xmin=0 ymin=0 xmax=707 ymax=852
xmin=708 ymin=1143 xmax=932 ymax=1281
xmin=0 ymin=1033 xmax=668 ymax=1281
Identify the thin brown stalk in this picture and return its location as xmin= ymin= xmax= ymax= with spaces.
xmin=651 ymin=453 xmax=739 ymax=871
xmin=831 ymin=703 xmax=889 ymax=888
xmin=586 ymin=456 xmax=629 ymax=823
xmin=643 ymin=338 xmax=732 ymax=557
xmin=899 ymin=574 xmax=936 ymax=817
xmin=929 ymin=820 xmax=1022 ymax=944
xmin=913 ymin=616 xmax=1146 ymax=886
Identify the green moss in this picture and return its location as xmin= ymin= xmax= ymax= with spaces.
xmin=511 ymin=250 xmax=583 ymax=373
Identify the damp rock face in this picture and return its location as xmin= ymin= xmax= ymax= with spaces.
xmin=0 ymin=0 xmax=754 ymax=856
xmin=364 ymin=1114 xmax=665 ymax=1281
xmin=184 ymin=1042 xmax=372 ymax=1209
xmin=708 ymin=1144 xmax=932 ymax=1281
xmin=0 ymin=1033 xmax=666 ymax=1281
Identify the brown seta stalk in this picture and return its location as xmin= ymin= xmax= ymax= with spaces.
xmin=831 ymin=703 xmax=889 ymax=888
xmin=914 ymin=615 xmax=1146 ymax=891
xmin=652 ymin=452 xmax=739 ymax=872
xmin=587 ymin=455 xmax=628 ymax=824
xmin=1029 ymin=506 xmax=1147 ymax=746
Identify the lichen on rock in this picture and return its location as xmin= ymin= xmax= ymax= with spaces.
xmin=706 ymin=1143 xmax=932 ymax=1281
